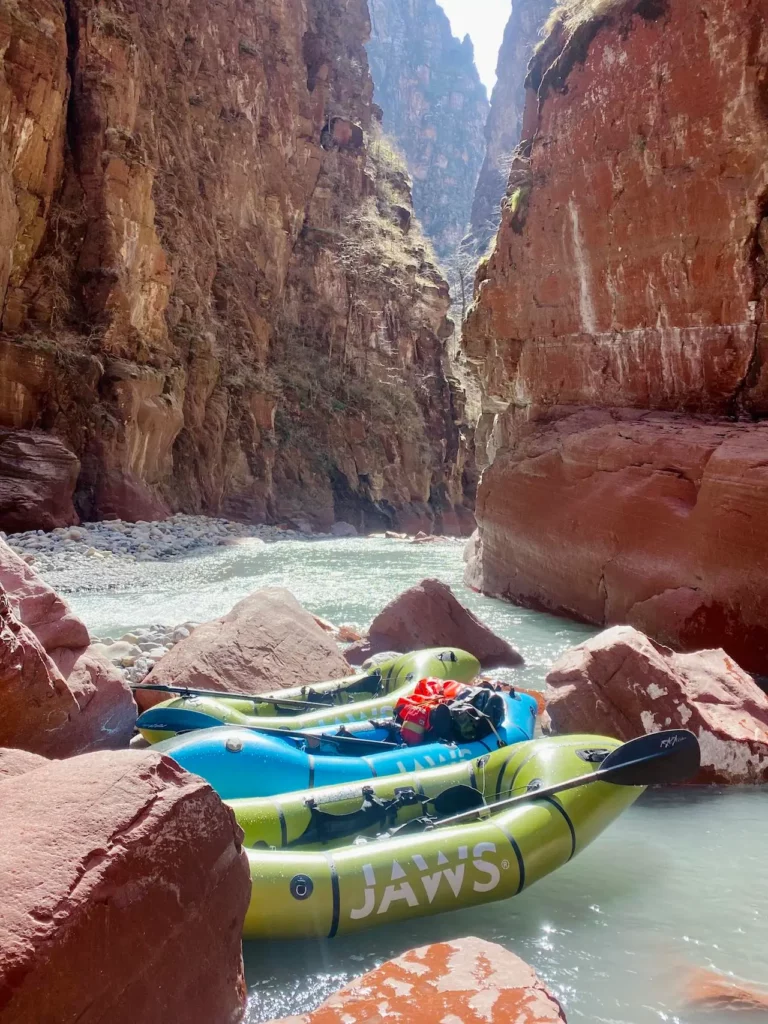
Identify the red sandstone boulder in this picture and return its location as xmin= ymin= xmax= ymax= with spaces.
xmin=544 ymin=626 xmax=768 ymax=784
xmin=0 ymin=749 xmax=250 ymax=1023
xmin=345 ymin=578 xmax=523 ymax=668
xmin=0 ymin=538 xmax=88 ymax=652
xmin=269 ymin=937 xmax=566 ymax=1023
xmin=0 ymin=540 xmax=137 ymax=751
xmin=0 ymin=429 xmax=80 ymax=533
xmin=0 ymin=748 xmax=49 ymax=779
xmin=137 ymin=587 xmax=352 ymax=710
xmin=0 ymin=591 xmax=80 ymax=757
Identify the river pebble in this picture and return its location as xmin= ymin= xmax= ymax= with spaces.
xmin=0 ymin=513 xmax=327 ymax=575
xmin=90 ymin=620 xmax=204 ymax=684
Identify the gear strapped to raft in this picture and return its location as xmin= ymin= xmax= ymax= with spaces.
xmin=394 ymin=678 xmax=508 ymax=747
xmin=282 ymin=783 xmax=487 ymax=848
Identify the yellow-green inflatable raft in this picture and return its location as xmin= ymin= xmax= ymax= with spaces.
xmin=138 ymin=647 xmax=480 ymax=743
xmin=232 ymin=734 xmax=643 ymax=939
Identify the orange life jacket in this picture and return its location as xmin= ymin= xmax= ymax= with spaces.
xmin=394 ymin=678 xmax=473 ymax=746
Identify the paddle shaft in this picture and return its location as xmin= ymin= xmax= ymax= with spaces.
xmin=241 ymin=722 xmax=401 ymax=754
xmin=131 ymin=682 xmax=362 ymax=710
xmin=434 ymin=745 xmax=689 ymax=830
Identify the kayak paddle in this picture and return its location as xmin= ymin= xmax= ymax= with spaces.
xmin=142 ymin=705 xmax=403 ymax=755
xmin=385 ymin=729 xmax=700 ymax=836
xmin=131 ymin=682 xmax=335 ymax=710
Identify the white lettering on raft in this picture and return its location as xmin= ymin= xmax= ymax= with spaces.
xmin=349 ymin=843 xmax=505 ymax=920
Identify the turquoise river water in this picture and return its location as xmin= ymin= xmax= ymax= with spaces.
xmin=61 ymin=537 xmax=768 ymax=1023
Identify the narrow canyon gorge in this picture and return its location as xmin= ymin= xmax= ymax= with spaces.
xmin=464 ymin=0 xmax=768 ymax=671
xmin=1 ymin=0 xmax=475 ymax=538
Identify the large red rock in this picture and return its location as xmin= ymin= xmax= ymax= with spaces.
xmin=462 ymin=0 xmax=768 ymax=671
xmin=138 ymin=587 xmax=352 ymax=710
xmin=269 ymin=937 xmax=566 ymax=1023
xmin=0 ymin=540 xmax=89 ymax=652
xmin=0 ymin=748 xmax=49 ymax=779
xmin=544 ymin=626 xmax=768 ymax=784
xmin=466 ymin=412 xmax=768 ymax=674
xmin=0 ymin=590 xmax=80 ymax=757
xmin=0 ymin=429 xmax=80 ymax=533
xmin=0 ymin=749 xmax=250 ymax=1023
xmin=0 ymin=539 xmax=136 ymax=750
xmin=344 ymin=578 xmax=523 ymax=668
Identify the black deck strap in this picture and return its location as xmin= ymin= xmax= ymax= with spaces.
xmin=539 ymin=795 xmax=577 ymax=861
xmin=276 ymin=802 xmax=288 ymax=847
xmin=307 ymin=754 xmax=315 ymax=789
xmin=490 ymin=820 xmax=526 ymax=894
xmin=495 ymin=747 xmax=529 ymax=800
xmin=325 ymin=854 xmax=341 ymax=938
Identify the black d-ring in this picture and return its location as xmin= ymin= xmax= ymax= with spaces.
xmin=289 ymin=874 xmax=314 ymax=900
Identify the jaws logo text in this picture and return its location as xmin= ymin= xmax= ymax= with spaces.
xmin=349 ymin=843 xmax=505 ymax=920
xmin=395 ymin=746 xmax=474 ymax=772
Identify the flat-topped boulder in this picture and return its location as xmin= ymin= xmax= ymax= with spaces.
xmin=544 ymin=626 xmax=768 ymax=784
xmin=0 ymin=749 xmax=250 ymax=1023
xmin=137 ymin=587 xmax=352 ymax=709
xmin=345 ymin=578 xmax=523 ymax=669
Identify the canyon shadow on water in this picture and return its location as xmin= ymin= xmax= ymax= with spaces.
xmin=61 ymin=538 xmax=768 ymax=1023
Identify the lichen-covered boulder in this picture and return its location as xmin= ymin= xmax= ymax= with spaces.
xmin=345 ymin=578 xmax=523 ymax=669
xmin=545 ymin=626 xmax=768 ymax=784
xmin=0 ymin=750 xmax=250 ymax=1023
xmin=268 ymin=937 xmax=566 ymax=1023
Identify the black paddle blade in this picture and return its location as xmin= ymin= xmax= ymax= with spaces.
xmin=600 ymin=729 xmax=700 ymax=786
xmin=432 ymin=785 xmax=486 ymax=816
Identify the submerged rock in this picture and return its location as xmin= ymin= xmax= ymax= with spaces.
xmin=269 ymin=937 xmax=566 ymax=1022
xmin=683 ymin=966 xmax=768 ymax=1013
xmin=544 ymin=626 xmax=768 ymax=784
xmin=0 ymin=750 xmax=250 ymax=1023
xmin=137 ymin=588 xmax=352 ymax=709
xmin=345 ymin=578 xmax=523 ymax=669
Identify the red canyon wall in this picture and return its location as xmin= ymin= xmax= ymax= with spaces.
xmin=463 ymin=0 xmax=768 ymax=670
xmin=0 ymin=0 xmax=473 ymax=535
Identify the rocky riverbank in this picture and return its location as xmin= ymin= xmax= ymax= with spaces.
xmin=1 ymin=513 xmax=327 ymax=573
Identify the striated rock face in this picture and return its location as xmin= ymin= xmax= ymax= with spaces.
xmin=0 ymin=429 xmax=80 ymax=531
xmin=463 ymin=0 xmax=768 ymax=668
xmin=269 ymin=937 xmax=567 ymax=1023
xmin=465 ymin=0 xmax=555 ymax=257
xmin=367 ymin=0 xmax=489 ymax=263
xmin=0 ymin=0 xmax=473 ymax=535
xmin=0 ymin=749 xmax=250 ymax=1023
xmin=544 ymin=626 xmax=768 ymax=784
